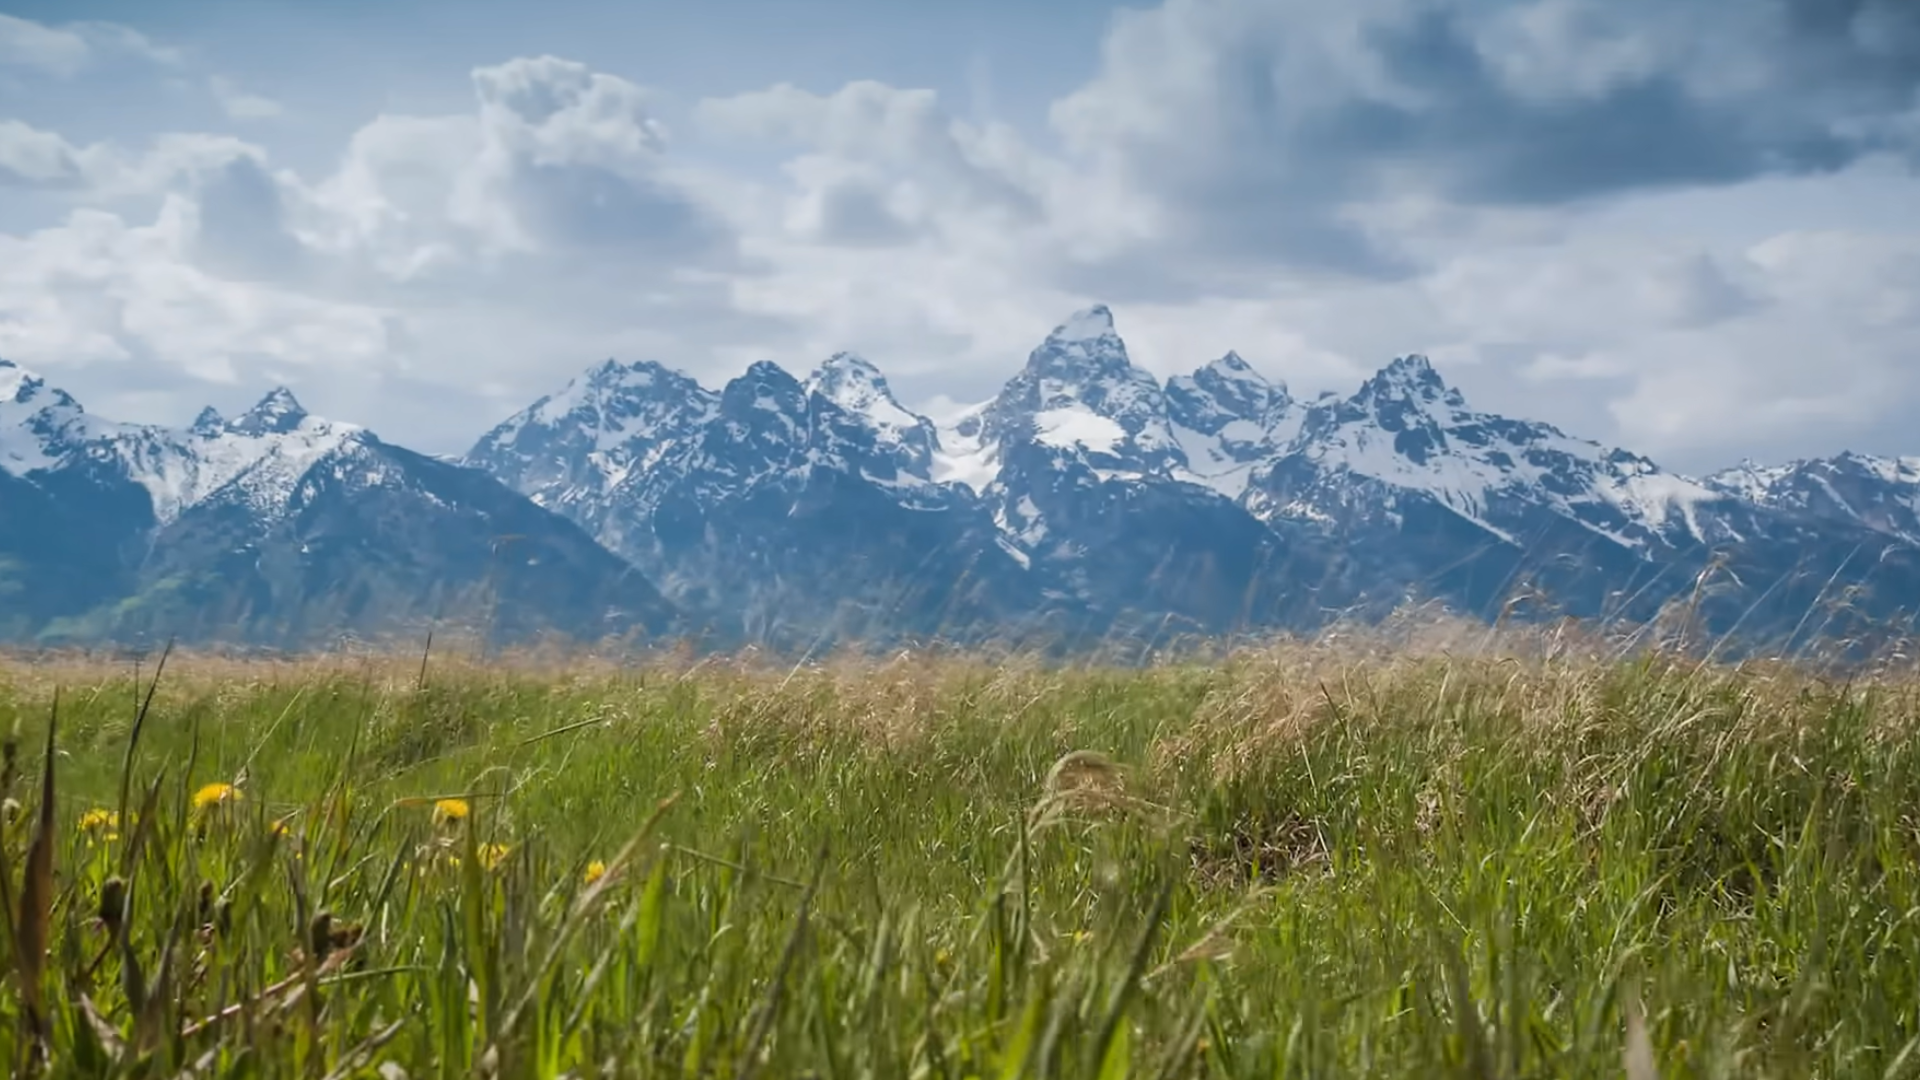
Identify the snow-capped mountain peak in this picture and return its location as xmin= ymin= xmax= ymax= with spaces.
xmin=109 ymin=390 xmax=364 ymax=524
xmin=1707 ymin=451 xmax=1920 ymax=543
xmin=805 ymin=352 xmax=924 ymax=429
xmin=804 ymin=352 xmax=938 ymax=477
xmin=975 ymin=304 xmax=1184 ymax=479
xmin=520 ymin=359 xmax=714 ymax=438
xmin=1254 ymin=354 xmax=1729 ymax=552
xmin=0 ymin=359 xmax=112 ymax=476
xmin=1053 ymin=304 xmax=1117 ymax=344
xmin=1 ymin=359 xmax=36 ymax=401
xmin=1203 ymin=350 xmax=1274 ymax=388
xmin=227 ymin=387 xmax=311 ymax=436
xmin=464 ymin=357 xmax=722 ymax=515
xmin=1165 ymin=352 xmax=1304 ymax=498
xmin=806 ymin=351 xmax=884 ymax=392
xmin=1354 ymin=354 xmax=1467 ymax=411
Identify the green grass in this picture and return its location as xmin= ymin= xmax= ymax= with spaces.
xmin=1 ymin=642 xmax=1918 ymax=1077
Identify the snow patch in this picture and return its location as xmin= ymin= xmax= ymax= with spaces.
xmin=1051 ymin=305 xmax=1115 ymax=343
xmin=1033 ymin=406 xmax=1125 ymax=454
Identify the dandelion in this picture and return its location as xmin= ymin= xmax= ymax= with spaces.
xmin=478 ymin=842 xmax=510 ymax=871
xmin=269 ymin=817 xmax=293 ymax=838
xmin=582 ymin=860 xmax=607 ymax=886
xmin=79 ymin=808 xmax=120 ymax=842
xmin=192 ymin=782 xmax=241 ymax=811
xmin=432 ymin=798 xmax=470 ymax=827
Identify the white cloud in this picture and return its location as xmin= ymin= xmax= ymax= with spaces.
xmin=208 ymin=76 xmax=284 ymax=121
xmin=0 ymin=117 xmax=263 ymax=198
xmin=0 ymin=198 xmax=395 ymax=393
xmin=0 ymin=54 xmax=774 ymax=451
xmin=698 ymin=80 xmax=1155 ymax=262
xmin=0 ymin=0 xmax=1917 ymax=477
xmin=0 ymin=13 xmax=180 ymax=76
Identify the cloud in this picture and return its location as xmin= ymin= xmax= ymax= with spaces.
xmin=295 ymin=56 xmax=735 ymax=270
xmin=1047 ymin=0 xmax=1920 ymax=276
xmin=2 ymin=2 xmax=1918 ymax=479
xmin=1410 ymin=225 xmax=1920 ymax=467
xmin=698 ymin=81 xmax=1060 ymax=248
xmin=0 ymin=198 xmax=395 ymax=388
xmin=0 ymin=54 xmax=776 ymax=451
xmin=0 ymin=13 xmax=180 ymax=76
xmin=0 ymin=118 xmax=262 ymax=197
xmin=208 ymin=76 xmax=283 ymax=121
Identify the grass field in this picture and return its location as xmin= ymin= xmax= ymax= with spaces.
xmin=1 ymin=630 xmax=1918 ymax=1078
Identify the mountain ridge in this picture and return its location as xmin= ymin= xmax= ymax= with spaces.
xmin=5 ymin=300 xmax=1917 ymax=656
xmin=462 ymin=304 xmax=1920 ymax=654
xmin=0 ymin=363 xmax=685 ymax=649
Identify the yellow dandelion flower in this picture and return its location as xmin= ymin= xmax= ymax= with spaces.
xmin=478 ymin=842 xmax=510 ymax=871
xmin=582 ymin=860 xmax=607 ymax=886
xmin=269 ymin=817 xmax=293 ymax=838
xmin=79 ymin=808 xmax=118 ymax=831
xmin=432 ymin=798 xmax=470 ymax=826
xmin=934 ymin=947 xmax=953 ymax=969
xmin=79 ymin=808 xmax=120 ymax=842
xmin=191 ymin=782 xmax=240 ymax=811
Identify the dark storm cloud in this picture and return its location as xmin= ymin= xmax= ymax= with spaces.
xmin=1054 ymin=0 xmax=1920 ymax=277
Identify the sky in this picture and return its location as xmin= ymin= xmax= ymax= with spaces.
xmin=1 ymin=0 xmax=1918 ymax=475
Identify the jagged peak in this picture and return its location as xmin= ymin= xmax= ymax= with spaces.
xmin=1207 ymin=351 xmax=1257 ymax=376
xmin=0 ymin=359 xmax=74 ymax=410
xmin=228 ymin=387 xmax=311 ymax=436
xmin=808 ymin=352 xmax=891 ymax=397
xmin=584 ymin=357 xmax=695 ymax=388
xmin=1 ymin=361 xmax=39 ymax=402
xmin=255 ymin=385 xmax=304 ymax=413
xmin=809 ymin=352 xmax=898 ymax=400
xmin=1050 ymin=304 xmax=1116 ymax=344
xmin=819 ymin=350 xmax=880 ymax=375
xmin=723 ymin=361 xmax=807 ymax=413
xmin=1357 ymin=354 xmax=1466 ymax=410
xmin=1198 ymin=351 xmax=1288 ymax=397
xmin=1022 ymin=304 xmax=1138 ymax=383
xmin=191 ymin=406 xmax=225 ymax=436
xmin=520 ymin=358 xmax=714 ymax=432
xmin=741 ymin=359 xmax=799 ymax=385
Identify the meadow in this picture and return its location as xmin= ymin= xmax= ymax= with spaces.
xmin=1 ymin=622 xmax=1918 ymax=1078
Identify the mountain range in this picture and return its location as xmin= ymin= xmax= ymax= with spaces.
xmin=4 ymin=305 xmax=1918 ymax=656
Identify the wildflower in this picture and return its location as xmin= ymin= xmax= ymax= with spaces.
xmin=934 ymin=947 xmax=953 ymax=970
xmin=192 ymin=782 xmax=241 ymax=811
xmin=478 ymin=842 xmax=510 ymax=871
xmin=582 ymin=860 xmax=607 ymax=886
xmin=432 ymin=798 xmax=470 ymax=827
xmin=79 ymin=808 xmax=120 ymax=842
xmin=270 ymin=817 xmax=293 ymax=838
